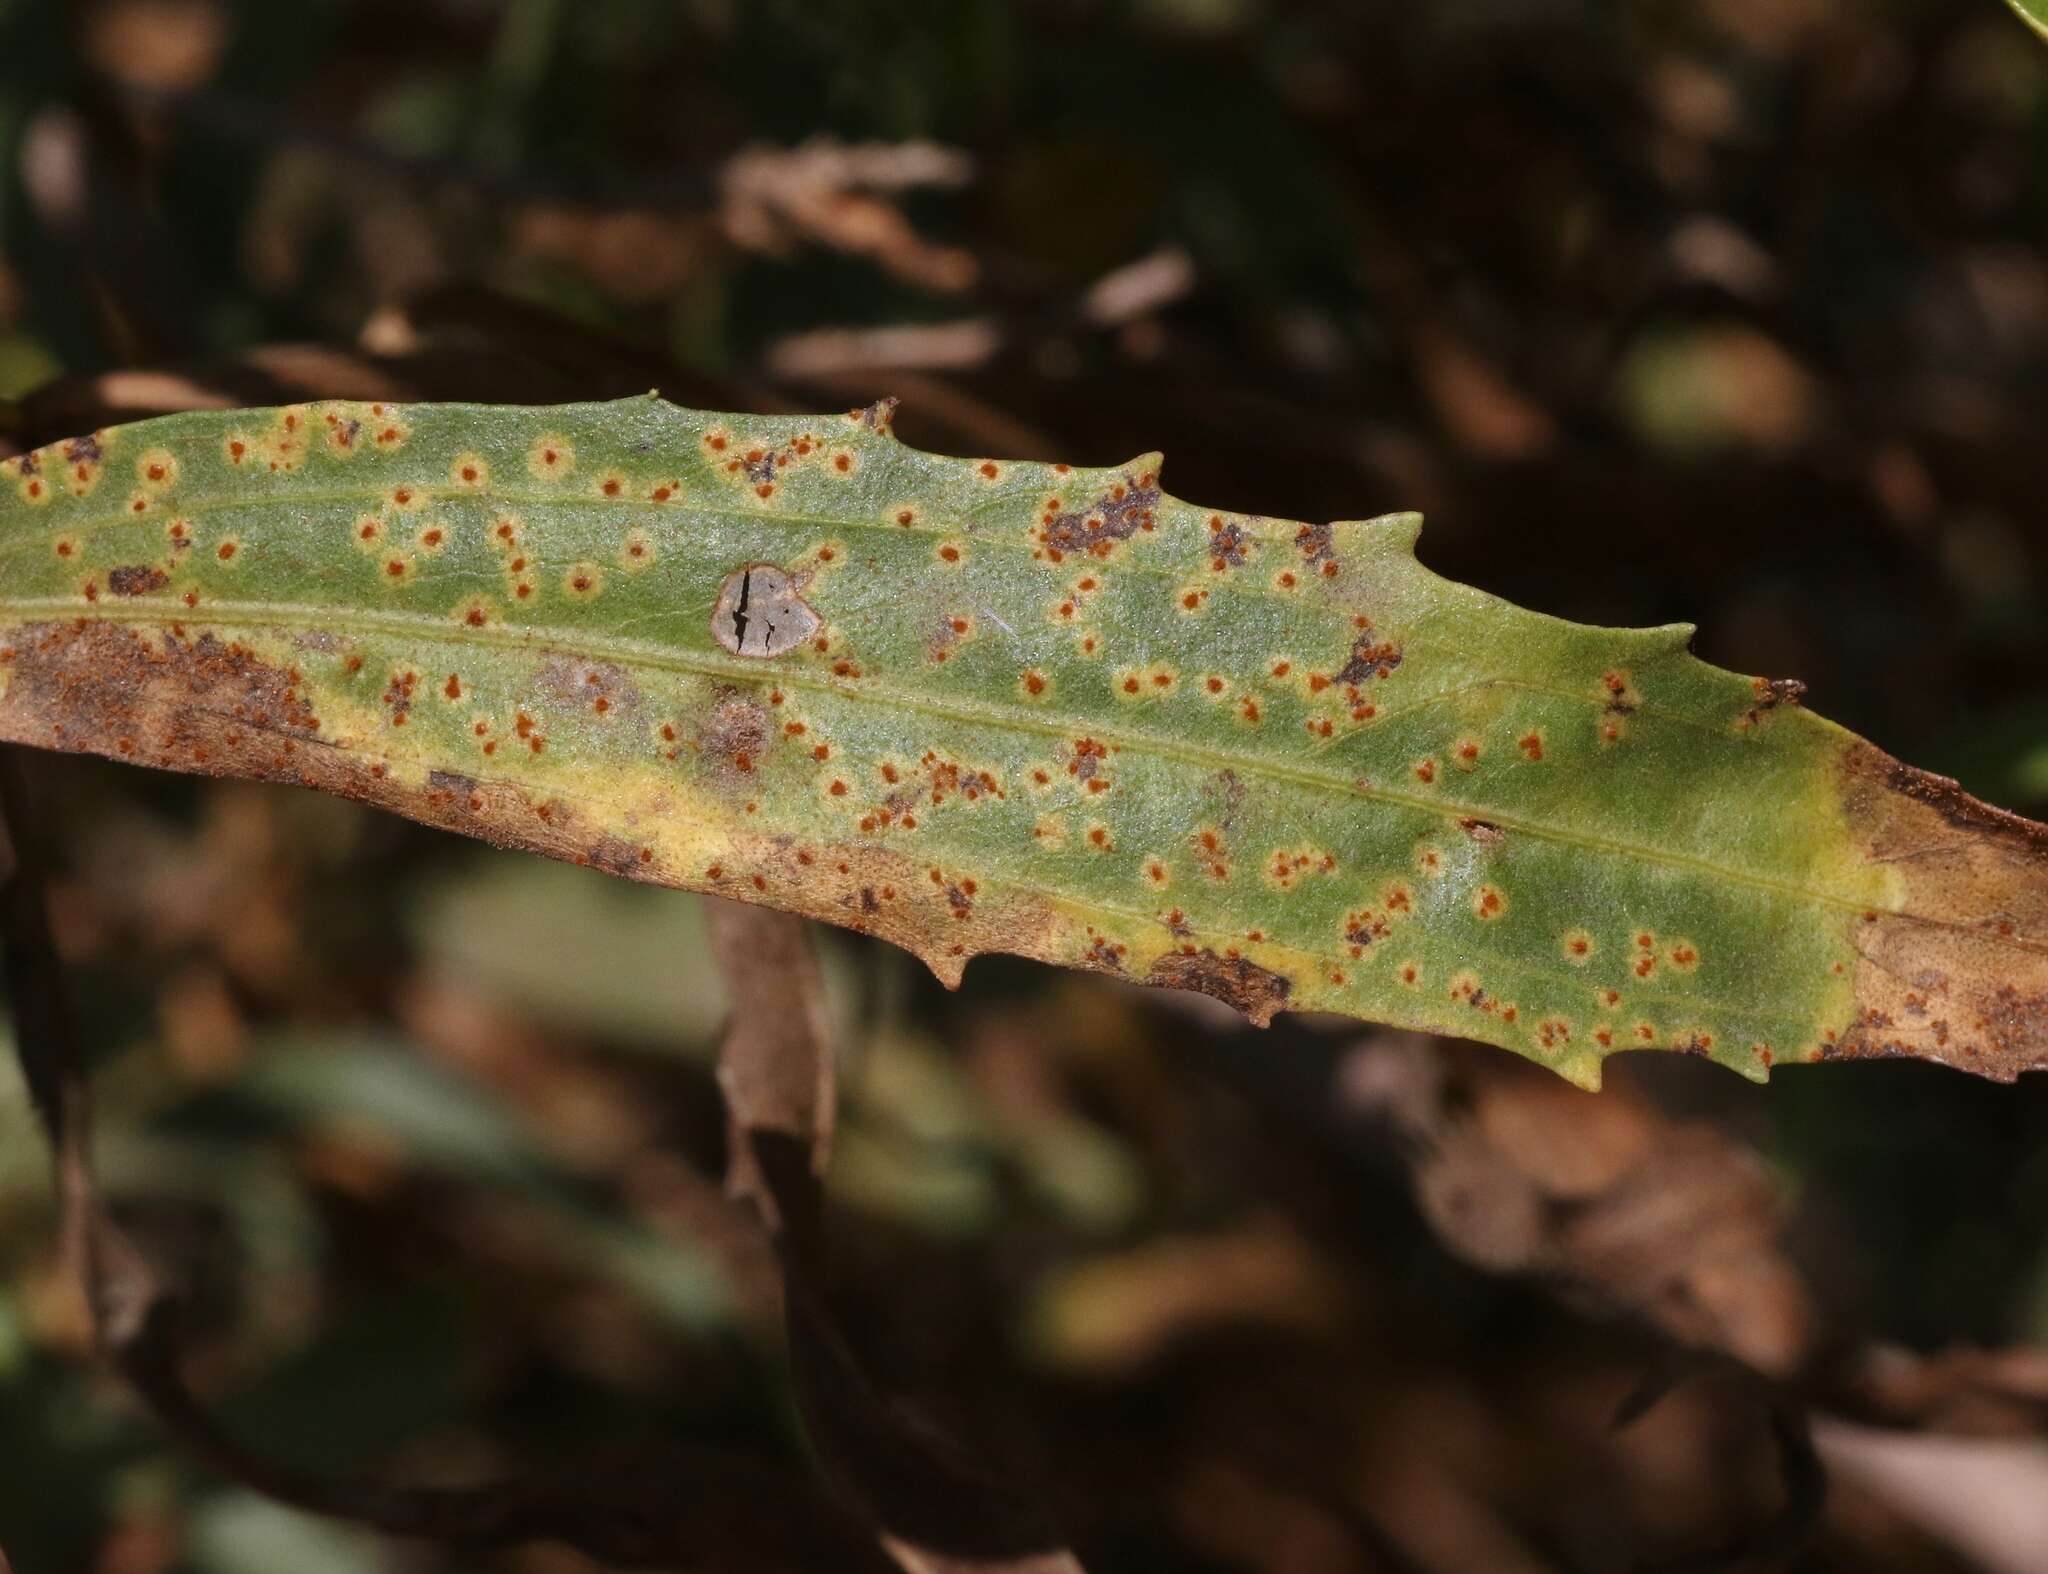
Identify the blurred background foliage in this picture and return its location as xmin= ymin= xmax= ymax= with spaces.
xmin=1 ymin=0 xmax=2048 ymax=1570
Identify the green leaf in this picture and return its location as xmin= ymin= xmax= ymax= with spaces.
xmin=1 ymin=396 xmax=2042 ymax=1087
xmin=2003 ymin=0 xmax=2048 ymax=43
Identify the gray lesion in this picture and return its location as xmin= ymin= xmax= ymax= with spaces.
xmin=712 ymin=564 xmax=821 ymax=658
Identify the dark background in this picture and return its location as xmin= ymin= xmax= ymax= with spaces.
xmin=1 ymin=1 xmax=2047 ymax=1570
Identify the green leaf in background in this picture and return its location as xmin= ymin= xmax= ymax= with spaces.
xmin=2005 ymin=0 xmax=2048 ymax=43
xmin=0 ymin=397 xmax=2042 ymax=1087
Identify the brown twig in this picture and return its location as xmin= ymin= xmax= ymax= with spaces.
xmin=703 ymin=897 xmax=1090 ymax=1573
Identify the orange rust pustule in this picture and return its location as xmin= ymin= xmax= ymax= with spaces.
xmin=1146 ymin=947 xmax=1294 ymax=1026
xmin=1832 ymin=744 xmax=2048 ymax=1081
xmin=1739 ymin=675 xmax=1807 ymax=730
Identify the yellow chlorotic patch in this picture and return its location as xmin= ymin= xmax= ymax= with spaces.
xmin=351 ymin=515 xmax=386 ymax=551
xmin=619 ymin=529 xmax=656 ymax=571
xmin=1561 ymin=929 xmax=1596 ymax=964
xmin=1262 ymin=844 xmax=1338 ymax=890
xmin=528 ymin=434 xmax=575 ymax=480
xmin=261 ymin=431 xmax=305 ymax=474
xmin=320 ymin=406 xmax=368 ymax=456
xmin=378 ymin=551 xmax=417 ymax=586
xmin=450 ymin=454 xmax=490 ymax=488
xmin=414 ymin=521 xmax=450 ymax=556
xmin=1114 ymin=664 xmax=1177 ymax=700
xmin=563 ymin=563 xmax=604 ymax=599
xmin=135 ymin=449 xmax=179 ymax=492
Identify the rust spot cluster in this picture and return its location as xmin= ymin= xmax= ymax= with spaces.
xmin=1037 ymin=471 xmax=1159 ymax=560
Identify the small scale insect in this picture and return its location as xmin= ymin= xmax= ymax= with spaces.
xmin=712 ymin=563 xmax=821 ymax=658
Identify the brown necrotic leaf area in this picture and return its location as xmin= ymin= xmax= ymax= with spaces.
xmin=1833 ymin=746 xmax=2048 ymax=1081
xmin=1146 ymin=947 xmax=1293 ymax=1027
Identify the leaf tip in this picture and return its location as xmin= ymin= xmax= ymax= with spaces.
xmin=852 ymin=396 xmax=901 ymax=438
xmin=921 ymin=945 xmax=969 ymax=990
xmin=1558 ymin=1054 xmax=1604 ymax=1093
